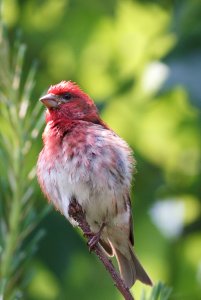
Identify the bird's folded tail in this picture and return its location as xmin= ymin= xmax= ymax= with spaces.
xmin=114 ymin=245 xmax=153 ymax=288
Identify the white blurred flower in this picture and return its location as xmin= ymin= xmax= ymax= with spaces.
xmin=142 ymin=61 xmax=170 ymax=93
xmin=150 ymin=198 xmax=185 ymax=238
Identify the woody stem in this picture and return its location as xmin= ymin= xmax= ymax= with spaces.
xmin=68 ymin=198 xmax=134 ymax=300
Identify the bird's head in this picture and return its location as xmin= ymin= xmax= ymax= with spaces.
xmin=40 ymin=81 xmax=99 ymax=123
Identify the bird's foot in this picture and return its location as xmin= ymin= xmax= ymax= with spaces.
xmin=85 ymin=223 xmax=105 ymax=252
xmin=87 ymin=232 xmax=101 ymax=251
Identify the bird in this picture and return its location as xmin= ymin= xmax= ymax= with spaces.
xmin=37 ymin=80 xmax=152 ymax=288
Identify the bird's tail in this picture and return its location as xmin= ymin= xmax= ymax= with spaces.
xmin=113 ymin=244 xmax=153 ymax=288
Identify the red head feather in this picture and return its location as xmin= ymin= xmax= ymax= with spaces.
xmin=48 ymin=81 xmax=80 ymax=95
xmin=42 ymin=81 xmax=106 ymax=126
xmin=47 ymin=81 xmax=93 ymax=105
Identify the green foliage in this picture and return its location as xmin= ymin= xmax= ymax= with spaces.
xmin=0 ymin=21 xmax=47 ymax=299
xmin=0 ymin=0 xmax=201 ymax=300
xmin=141 ymin=282 xmax=172 ymax=300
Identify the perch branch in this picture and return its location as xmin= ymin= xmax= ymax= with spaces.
xmin=68 ymin=198 xmax=134 ymax=300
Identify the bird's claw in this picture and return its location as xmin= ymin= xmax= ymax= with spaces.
xmin=87 ymin=232 xmax=101 ymax=252
xmin=85 ymin=223 xmax=105 ymax=252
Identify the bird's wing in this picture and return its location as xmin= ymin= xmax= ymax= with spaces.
xmin=128 ymin=195 xmax=134 ymax=246
xmin=99 ymin=239 xmax=113 ymax=256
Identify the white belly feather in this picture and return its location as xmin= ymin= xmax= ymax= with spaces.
xmin=37 ymin=124 xmax=133 ymax=233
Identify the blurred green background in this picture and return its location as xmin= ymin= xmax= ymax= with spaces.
xmin=1 ymin=0 xmax=201 ymax=299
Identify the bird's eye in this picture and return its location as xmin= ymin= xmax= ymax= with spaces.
xmin=63 ymin=92 xmax=72 ymax=101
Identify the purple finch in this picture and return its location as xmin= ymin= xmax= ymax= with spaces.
xmin=37 ymin=81 xmax=152 ymax=288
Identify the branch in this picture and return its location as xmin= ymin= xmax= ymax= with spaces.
xmin=68 ymin=198 xmax=134 ymax=300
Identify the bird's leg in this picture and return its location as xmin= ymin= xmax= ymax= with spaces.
xmin=85 ymin=223 xmax=105 ymax=252
xmin=68 ymin=198 xmax=105 ymax=251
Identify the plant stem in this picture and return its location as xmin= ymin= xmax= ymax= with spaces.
xmin=68 ymin=198 xmax=134 ymax=300
xmin=1 ymin=188 xmax=21 ymax=298
xmin=0 ymin=128 xmax=23 ymax=298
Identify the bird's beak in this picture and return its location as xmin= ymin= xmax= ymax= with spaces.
xmin=39 ymin=93 xmax=59 ymax=108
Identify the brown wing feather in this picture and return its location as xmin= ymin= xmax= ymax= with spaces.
xmin=99 ymin=239 xmax=113 ymax=256
xmin=127 ymin=195 xmax=134 ymax=246
xmin=129 ymin=213 xmax=134 ymax=246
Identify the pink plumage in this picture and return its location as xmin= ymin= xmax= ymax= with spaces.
xmin=37 ymin=81 xmax=152 ymax=288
